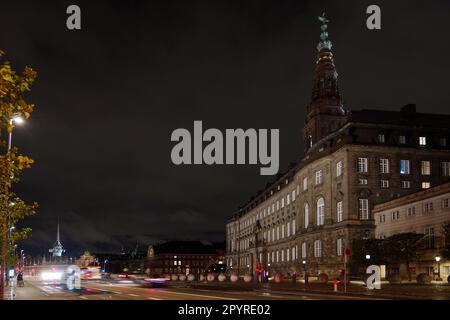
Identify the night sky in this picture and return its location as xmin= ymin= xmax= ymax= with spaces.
xmin=1 ymin=0 xmax=449 ymax=256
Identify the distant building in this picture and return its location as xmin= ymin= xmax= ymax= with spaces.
xmin=75 ymin=251 xmax=97 ymax=267
xmin=48 ymin=221 xmax=65 ymax=259
xmin=374 ymin=182 xmax=450 ymax=279
xmin=146 ymin=241 xmax=225 ymax=276
xmin=226 ymin=14 xmax=450 ymax=278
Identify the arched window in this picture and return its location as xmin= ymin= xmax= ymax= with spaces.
xmin=317 ymin=197 xmax=325 ymax=226
xmin=314 ymin=240 xmax=322 ymax=257
xmin=304 ymin=203 xmax=309 ymax=228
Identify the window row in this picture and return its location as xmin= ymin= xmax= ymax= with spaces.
xmin=377 ymin=134 xmax=447 ymax=147
xmin=357 ymin=158 xmax=450 ymax=177
xmin=264 ymin=219 xmax=296 ymax=243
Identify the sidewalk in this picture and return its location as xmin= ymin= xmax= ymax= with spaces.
xmin=2 ymin=281 xmax=49 ymax=300
xmin=175 ymin=280 xmax=450 ymax=300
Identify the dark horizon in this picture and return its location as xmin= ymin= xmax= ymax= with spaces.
xmin=1 ymin=0 xmax=450 ymax=258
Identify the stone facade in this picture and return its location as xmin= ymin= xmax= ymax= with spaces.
xmin=373 ymin=182 xmax=450 ymax=279
xmin=225 ymin=16 xmax=450 ymax=279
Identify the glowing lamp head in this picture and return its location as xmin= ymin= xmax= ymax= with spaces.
xmin=435 ymin=256 xmax=441 ymax=262
xmin=12 ymin=116 xmax=24 ymax=125
xmin=302 ymin=260 xmax=306 ymax=265
xmin=366 ymin=254 xmax=371 ymax=260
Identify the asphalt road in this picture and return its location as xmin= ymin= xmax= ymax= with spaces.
xmin=12 ymin=278 xmax=377 ymax=300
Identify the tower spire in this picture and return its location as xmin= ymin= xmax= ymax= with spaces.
xmin=303 ymin=13 xmax=348 ymax=153
xmin=317 ymin=13 xmax=332 ymax=52
xmin=56 ymin=218 xmax=60 ymax=243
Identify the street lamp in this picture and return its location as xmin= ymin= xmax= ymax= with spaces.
xmin=1 ymin=115 xmax=25 ymax=297
xmin=435 ymin=256 xmax=442 ymax=281
xmin=302 ymin=260 xmax=308 ymax=289
xmin=8 ymin=114 xmax=25 ymax=151
xmin=365 ymin=254 xmax=371 ymax=260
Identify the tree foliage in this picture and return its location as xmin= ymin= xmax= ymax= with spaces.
xmin=0 ymin=49 xmax=38 ymax=265
xmin=441 ymin=223 xmax=450 ymax=260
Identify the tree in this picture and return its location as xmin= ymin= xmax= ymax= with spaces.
xmin=351 ymin=238 xmax=385 ymax=273
xmin=383 ymin=232 xmax=424 ymax=282
xmin=441 ymin=223 xmax=450 ymax=260
xmin=0 ymin=49 xmax=38 ymax=298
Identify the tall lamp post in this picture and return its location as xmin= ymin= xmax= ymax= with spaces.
xmin=1 ymin=115 xmax=24 ymax=298
xmin=435 ymin=256 xmax=442 ymax=281
xmin=302 ymin=260 xmax=307 ymax=291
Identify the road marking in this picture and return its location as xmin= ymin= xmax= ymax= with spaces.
xmin=160 ymin=290 xmax=238 ymax=300
xmin=128 ymin=293 xmax=140 ymax=297
xmin=259 ymin=293 xmax=286 ymax=298
xmin=79 ymin=296 xmax=88 ymax=300
xmin=147 ymin=297 xmax=163 ymax=300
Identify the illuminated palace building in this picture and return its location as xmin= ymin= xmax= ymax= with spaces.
xmin=225 ymin=16 xmax=450 ymax=278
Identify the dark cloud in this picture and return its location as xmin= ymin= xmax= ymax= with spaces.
xmin=1 ymin=0 xmax=449 ymax=256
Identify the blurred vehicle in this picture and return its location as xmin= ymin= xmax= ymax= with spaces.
xmin=116 ymin=273 xmax=137 ymax=283
xmin=80 ymin=266 xmax=102 ymax=280
xmin=142 ymin=274 xmax=170 ymax=287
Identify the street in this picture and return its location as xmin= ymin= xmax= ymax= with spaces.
xmin=7 ymin=278 xmax=379 ymax=300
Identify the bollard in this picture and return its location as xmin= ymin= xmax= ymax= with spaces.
xmin=332 ymin=280 xmax=339 ymax=292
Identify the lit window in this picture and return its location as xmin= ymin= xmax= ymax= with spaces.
xmin=276 ymin=201 xmax=279 ymax=211
xmin=317 ymin=197 xmax=325 ymax=226
xmin=399 ymin=135 xmax=406 ymax=144
xmin=336 ymin=161 xmax=343 ymax=177
xmin=378 ymin=134 xmax=385 ymax=143
xmin=281 ymin=224 xmax=285 ymax=238
xmin=379 ymin=158 xmax=389 ymax=173
xmin=359 ymin=199 xmax=369 ymax=220
xmin=419 ymin=136 xmax=426 ymax=146
xmin=337 ymin=238 xmax=343 ymax=256
xmin=315 ymin=170 xmax=323 ymax=185
xmin=421 ymin=161 xmax=431 ymax=175
xmin=281 ymin=198 xmax=285 ymax=208
xmin=442 ymin=162 xmax=450 ymax=176
xmin=400 ymin=159 xmax=410 ymax=174
xmin=291 ymin=190 xmax=296 ymax=202
xmin=422 ymin=182 xmax=431 ymax=189
xmin=357 ymin=157 xmax=368 ymax=173
xmin=303 ymin=177 xmax=308 ymax=191
xmin=304 ymin=203 xmax=309 ymax=229
xmin=292 ymin=219 xmax=296 ymax=235
xmin=359 ymin=178 xmax=368 ymax=185
xmin=314 ymin=240 xmax=322 ymax=258
xmin=336 ymin=201 xmax=343 ymax=222
xmin=379 ymin=214 xmax=386 ymax=223
xmin=301 ymin=242 xmax=307 ymax=259
xmin=440 ymin=137 xmax=447 ymax=147
xmin=380 ymin=180 xmax=389 ymax=188
xmin=401 ymin=181 xmax=411 ymax=189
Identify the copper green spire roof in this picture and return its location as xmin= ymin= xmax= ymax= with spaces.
xmin=317 ymin=12 xmax=332 ymax=52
